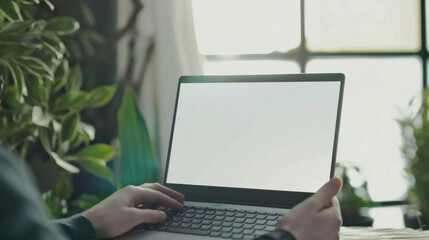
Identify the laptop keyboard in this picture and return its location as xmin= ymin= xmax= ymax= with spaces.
xmin=136 ymin=205 xmax=283 ymax=239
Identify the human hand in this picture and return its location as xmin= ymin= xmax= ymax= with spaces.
xmin=83 ymin=183 xmax=185 ymax=239
xmin=277 ymin=178 xmax=343 ymax=240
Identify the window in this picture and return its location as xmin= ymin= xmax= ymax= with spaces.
xmin=191 ymin=0 xmax=425 ymax=202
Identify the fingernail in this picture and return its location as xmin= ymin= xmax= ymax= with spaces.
xmin=331 ymin=177 xmax=342 ymax=189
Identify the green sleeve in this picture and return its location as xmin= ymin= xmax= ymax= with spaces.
xmin=54 ymin=214 xmax=97 ymax=240
xmin=0 ymin=146 xmax=97 ymax=240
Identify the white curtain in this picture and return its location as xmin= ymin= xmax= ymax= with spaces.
xmin=118 ymin=0 xmax=203 ymax=181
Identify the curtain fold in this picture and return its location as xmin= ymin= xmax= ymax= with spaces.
xmin=118 ymin=0 xmax=203 ymax=181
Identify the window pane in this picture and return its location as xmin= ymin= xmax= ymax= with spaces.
xmin=192 ymin=0 xmax=301 ymax=55
xmin=307 ymin=57 xmax=422 ymax=201
xmin=305 ymin=0 xmax=421 ymax=52
xmin=203 ymin=60 xmax=300 ymax=75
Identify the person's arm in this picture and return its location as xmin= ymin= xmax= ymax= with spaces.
xmin=53 ymin=214 xmax=97 ymax=240
xmin=255 ymin=178 xmax=343 ymax=240
xmin=0 ymin=146 xmax=68 ymax=240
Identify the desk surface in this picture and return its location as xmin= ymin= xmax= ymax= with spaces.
xmin=340 ymin=227 xmax=429 ymax=239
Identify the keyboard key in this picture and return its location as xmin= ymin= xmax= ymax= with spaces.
xmin=180 ymin=222 xmax=191 ymax=228
xmin=184 ymin=213 xmax=195 ymax=218
xmin=243 ymin=229 xmax=255 ymax=235
xmin=221 ymin=227 xmax=233 ymax=232
xmin=245 ymin=218 xmax=256 ymax=224
xmin=224 ymin=216 xmax=235 ymax=222
xmin=201 ymin=225 xmax=211 ymax=231
xmin=232 ymin=223 xmax=243 ymax=228
xmin=214 ymin=215 xmax=225 ymax=221
xmin=265 ymin=226 xmax=276 ymax=231
xmin=194 ymin=214 xmax=205 ymax=219
xmin=245 ymin=214 xmax=256 ymax=219
xmin=211 ymin=225 xmax=222 ymax=232
xmin=170 ymin=222 xmax=180 ymax=227
xmin=203 ymin=215 xmax=215 ymax=220
xmin=235 ymin=217 xmax=246 ymax=223
xmin=225 ymin=211 xmax=236 ymax=217
xmin=222 ymin=221 xmax=233 ymax=227
xmin=254 ymin=225 xmax=264 ymax=230
xmin=191 ymin=219 xmax=202 ymax=224
xmin=206 ymin=210 xmax=216 ymax=215
xmin=255 ymin=219 xmax=267 ymax=225
xmin=186 ymin=208 xmax=196 ymax=213
xmin=190 ymin=223 xmax=201 ymax=229
xmin=255 ymin=214 xmax=267 ymax=220
xmin=254 ymin=230 xmax=268 ymax=237
xmin=267 ymin=220 xmax=278 ymax=226
xmin=232 ymin=233 xmax=244 ymax=239
xmin=212 ymin=220 xmax=223 ymax=226
xmin=235 ymin=212 xmax=246 ymax=218
xmin=232 ymin=228 xmax=243 ymax=234
xmin=210 ymin=231 xmax=222 ymax=237
xmin=202 ymin=219 xmax=212 ymax=225
xmin=215 ymin=210 xmax=226 ymax=216
xmin=221 ymin=232 xmax=232 ymax=238
xmin=196 ymin=209 xmax=206 ymax=214
xmin=166 ymin=227 xmax=209 ymax=236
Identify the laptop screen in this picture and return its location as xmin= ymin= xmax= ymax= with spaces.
xmin=166 ymin=76 xmax=342 ymax=194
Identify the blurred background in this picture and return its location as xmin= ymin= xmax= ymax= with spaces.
xmin=1 ymin=0 xmax=428 ymax=229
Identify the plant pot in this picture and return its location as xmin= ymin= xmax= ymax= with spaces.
xmin=404 ymin=213 xmax=429 ymax=229
xmin=342 ymin=215 xmax=374 ymax=227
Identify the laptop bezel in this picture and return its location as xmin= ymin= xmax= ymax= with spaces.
xmin=163 ymin=73 xmax=345 ymax=208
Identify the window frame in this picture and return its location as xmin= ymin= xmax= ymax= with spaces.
xmin=196 ymin=0 xmax=427 ymax=205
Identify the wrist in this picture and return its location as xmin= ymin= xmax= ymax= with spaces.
xmin=255 ymin=229 xmax=297 ymax=240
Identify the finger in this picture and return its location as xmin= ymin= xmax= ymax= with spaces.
xmin=129 ymin=187 xmax=183 ymax=210
xmin=319 ymin=208 xmax=343 ymax=229
xmin=307 ymin=177 xmax=342 ymax=211
xmin=141 ymin=183 xmax=185 ymax=203
xmin=127 ymin=208 xmax=167 ymax=227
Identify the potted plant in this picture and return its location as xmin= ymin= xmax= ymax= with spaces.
xmin=335 ymin=162 xmax=377 ymax=226
xmin=399 ymin=89 xmax=429 ymax=229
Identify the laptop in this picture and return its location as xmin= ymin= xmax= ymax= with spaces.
xmin=120 ymin=73 xmax=345 ymax=240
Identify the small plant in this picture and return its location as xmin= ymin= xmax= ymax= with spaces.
xmin=399 ymin=89 xmax=429 ymax=229
xmin=335 ymin=162 xmax=377 ymax=226
xmin=0 ymin=0 xmax=116 ymax=217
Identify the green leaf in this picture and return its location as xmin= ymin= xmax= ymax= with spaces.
xmin=78 ymin=194 xmax=101 ymax=210
xmin=16 ymin=56 xmax=54 ymax=81
xmin=53 ymin=60 xmax=69 ymax=92
xmin=25 ymin=75 xmax=48 ymax=103
xmin=4 ymin=85 xmax=21 ymax=108
xmin=117 ymin=87 xmax=157 ymax=187
xmin=6 ymin=62 xmax=26 ymax=96
xmin=0 ymin=0 xmax=23 ymax=22
xmin=51 ymin=152 xmax=80 ymax=173
xmin=45 ymin=17 xmax=80 ymax=36
xmin=0 ymin=42 xmax=34 ymax=58
xmin=61 ymin=113 xmax=79 ymax=142
xmin=87 ymin=84 xmax=116 ymax=108
xmin=77 ymin=121 xmax=95 ymax=144
xmin=54 ymin=91 xmax=89 ymax=110
xmin=77 ymin=159 xmax=114 ymax=182
xmin=39 ymin=127 xmax=51 ymax=152
xmin=75 ymin=144 xmax=115 ymax=161
xmin=81 ymin=4 xmax=95 ymax=27
xmin=42 ymin=0 xmax=54 ymax=11
xmin=66 ymin=65 xmax=82 ymax=92
xmin=52 ymin=175 xmax=72 ymax=199
xmin=0 ymin=21 xmax=32 ymax=38
xmin=32 ymin=106 xmax=51 ymax=127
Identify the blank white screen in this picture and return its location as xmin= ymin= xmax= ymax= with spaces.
xmin=166 ymin=81 xmax=341 ymax=193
